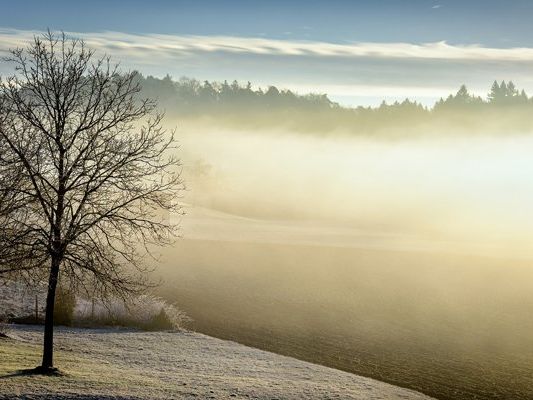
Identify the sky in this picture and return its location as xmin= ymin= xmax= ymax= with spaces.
xmin=1 ymin=0 xmax=533 ymax=106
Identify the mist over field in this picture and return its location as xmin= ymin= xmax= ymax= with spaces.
xmin=173 ymin=123 xmax=533 ymax=258
xmin=149 ymin=117 xmax=533 ymax=399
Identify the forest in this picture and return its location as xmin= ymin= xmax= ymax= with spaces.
xmin=138 ymin=74 xmax=533 ymax=135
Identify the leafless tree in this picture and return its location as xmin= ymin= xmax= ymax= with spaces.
xmin=0 ymin=32 xmax=183 ymax=372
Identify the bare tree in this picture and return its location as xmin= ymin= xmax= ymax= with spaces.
xmin=0 ymin=32 xmax=183 ymax=373
xmin=0 ymin=124 xmax=45 ymax=281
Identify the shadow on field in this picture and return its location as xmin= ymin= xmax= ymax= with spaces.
xmin=0 ymin=367 xmax=63 ymax=379
xmin=1 ymin=396 xmax=139 ymax=400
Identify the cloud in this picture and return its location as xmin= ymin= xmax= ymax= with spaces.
xmin=432 ymin=5 xmax=442 ymax=9
xmin=1 ymin=28 xmax=533 ymax=105
xmin=2 ymin=28 xmax=533 ymax=62
xmin=70 ymin=33 xmax=533 ymax=62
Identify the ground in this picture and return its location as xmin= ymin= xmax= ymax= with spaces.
xmin=0 ymin=325 xmax=432 ymax=400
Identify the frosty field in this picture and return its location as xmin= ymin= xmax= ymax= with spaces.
xmin=0 ymin=325 xmax=432 ymax=400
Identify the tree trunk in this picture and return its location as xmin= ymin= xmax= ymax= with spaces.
xmin=41 ymin=256 xmax=60 ymax=370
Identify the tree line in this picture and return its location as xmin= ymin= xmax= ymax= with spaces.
xmin=138 ymin=75 xmax=533 ymax=113
xmin=136 ymin=74 xmax=533 ymax=134
xmin=137 ymin=75 xmax=335 ymax=113
xmin=434 ymin=81 xmax=530 ymax=110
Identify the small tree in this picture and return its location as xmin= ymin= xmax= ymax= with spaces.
xmin=488 ymin=80 xmax=501 ymax=103
xmin=0 ymin=32 xmax=183 ymax=372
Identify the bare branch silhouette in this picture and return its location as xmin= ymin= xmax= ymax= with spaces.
xmin=0 ymin=31 xmax=183 ymax=372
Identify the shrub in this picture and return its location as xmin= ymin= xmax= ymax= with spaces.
xmin=74 ymin=294 xmax=190 ymax=331
xmin=53 ymin=287 xmax=76 ymax=326
xmin=0 ymin=279 xmax=189 ymax=331
xmin=147 ymin=308 xmax=174 ymax=331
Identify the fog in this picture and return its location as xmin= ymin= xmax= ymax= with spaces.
xmin=153 ymin=122 xmax=533 ymax=399
xmin=175 ymin=124 xmax=533 ymax=259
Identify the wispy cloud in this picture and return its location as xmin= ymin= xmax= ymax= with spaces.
xmin=2 ymin=28 xmax=533 ymax=62
xmin=63 ymin=33 xmax=533 ymax=61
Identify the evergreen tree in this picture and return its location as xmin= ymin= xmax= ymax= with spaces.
xmin=507 ymin=81 xmax=518 ymax=97
xmin=488 ymin=80 xmax=501 ymax=103
xmin=455 ymin=85 xmax=470 ymax=103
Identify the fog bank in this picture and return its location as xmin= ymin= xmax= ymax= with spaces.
xmin=174 ymin=124 xmax=533 ymax=259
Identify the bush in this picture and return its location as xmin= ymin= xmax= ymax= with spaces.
xmin=74 ymin=294 xmax=190 ymax=331
xmin=53 ymin=287 xmax=76 ymax=326
xmin=147 ymin=308 xmax=174 ymax=331
xmin=0 ymin=279 xmax=189 ymax=331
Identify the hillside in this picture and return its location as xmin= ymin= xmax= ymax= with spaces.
xmin=0 ymin=325 xmax=432 ymax=400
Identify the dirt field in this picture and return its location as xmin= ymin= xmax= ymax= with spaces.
xmin=158 ymin=239 xmax=533 ymax=400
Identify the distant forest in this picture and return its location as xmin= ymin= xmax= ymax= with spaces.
xmin=136 ymin=73 xmax=533 ymax=135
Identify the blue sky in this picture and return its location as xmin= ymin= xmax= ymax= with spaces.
xmin=3 ymin=0 xmax=533 ymax=46
xmin=1 ymin=0 xmax=533 ymax=106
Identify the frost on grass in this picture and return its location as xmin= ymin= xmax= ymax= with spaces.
xmin=75 ymin=294 xmax=190 ymax=330
xmin=0 ymin=325 xmax=434 ymax=400
xmin=0 ymin=280 xmax=46 ymax=321
xmin=0 ymin=280 xmax=189 ymax=331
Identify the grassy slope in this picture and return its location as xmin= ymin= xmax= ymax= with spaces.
xmin=0 ymin=326 xmax=432 ymax=400
xmin=0 ymin=335 xmax=161 ymax=399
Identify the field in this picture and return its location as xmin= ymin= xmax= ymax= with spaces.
xmin=0 ymin=325 xmax=431 ymax=400
xmin=157 ymin=239 xmax=533 ymax=400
